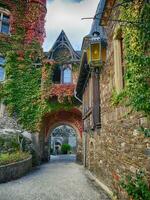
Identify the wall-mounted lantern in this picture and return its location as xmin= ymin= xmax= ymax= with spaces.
xmin=86 ymin=36 xmax=106 ymax=67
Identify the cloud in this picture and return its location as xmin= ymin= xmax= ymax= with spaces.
xmin=43 ymin=0 xmax=99 ymax=51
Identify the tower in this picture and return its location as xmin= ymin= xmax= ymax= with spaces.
xmin=25 ymin=0 xmax=47 ymax=44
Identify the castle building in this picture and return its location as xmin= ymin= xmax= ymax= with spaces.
xmin=40 ymin=30 xmax=82 ymax=162
xmin=76 ymin=0 xmax=150 ymax=198
xmin=0 ymin=0 xmax=47 ymax=117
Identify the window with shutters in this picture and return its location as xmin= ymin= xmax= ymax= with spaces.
xmin=83 ymin=68 xmax=100 ymax=132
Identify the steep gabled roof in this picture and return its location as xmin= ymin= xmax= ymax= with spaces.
xmin=89 ymin=0 xmax=106 ymax=39
xmin=81 ymin=0 xmax=107 ymax=51
xmin=48 ymin=30 xmax=80 ymax=62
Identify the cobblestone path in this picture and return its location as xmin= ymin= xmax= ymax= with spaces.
xmin=0 ymin=155 xmax=110 ymax=200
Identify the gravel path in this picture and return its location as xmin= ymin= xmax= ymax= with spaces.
xmin=0 ymin=155 xmax=110 ymax=200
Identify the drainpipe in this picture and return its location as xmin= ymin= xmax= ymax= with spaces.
xmin=74 ymin=90 xmax=82 ymax=104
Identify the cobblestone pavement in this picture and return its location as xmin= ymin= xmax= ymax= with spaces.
xmin=0 ymin=155 xmax=110 ymax=200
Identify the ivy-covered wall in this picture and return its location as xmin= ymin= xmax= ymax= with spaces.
xmin=84 ymin=1 xmax=150 ymax=199
xmin=0 ymin=0 xmax=80 ymax=133
xmin=0 ymin=0 xmax=47 ymax=132
xmin=112 ymin=0 xmax=150 ymax=117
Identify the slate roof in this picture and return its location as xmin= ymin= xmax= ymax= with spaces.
xmin=48 ymin=30 xmax=80 ymax=62
xmin=89 ymin=0 xmax=106 ymax=41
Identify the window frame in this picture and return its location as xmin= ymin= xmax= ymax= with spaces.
xmin=0 ymin=8 xmax=10 ymax=35
xmin=62 ymin=66 xmax=72 ymax=84
xmin=0 ymin=56 xmax=6 ymax=82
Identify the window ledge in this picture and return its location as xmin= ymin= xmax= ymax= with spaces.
xmin=0 ymin=32 xmax=10 ymax=37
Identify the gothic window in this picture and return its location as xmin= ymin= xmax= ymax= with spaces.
xmin=0 ymin=10 xmax=10 ymax=34
xmin=0 ymin=56 xmax=5 ymax=82
xmin=63 ymin=67 xmax=72 ymax=84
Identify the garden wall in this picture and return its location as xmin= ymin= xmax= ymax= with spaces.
xmin=0 ymin=156 xmax=32 ymax=183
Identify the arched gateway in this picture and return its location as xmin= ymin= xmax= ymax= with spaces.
xmin=39 ymin=31 xmax=82 ymax=162
xmin=41 ymin=108 xmax=82 ymax=161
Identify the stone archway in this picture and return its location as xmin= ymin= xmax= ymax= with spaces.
xmin=49 ymin=123 xmax=80 ymax=157
xmin=40 ymin=108 xmax=82 ymax=162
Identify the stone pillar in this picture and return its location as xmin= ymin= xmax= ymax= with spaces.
xmin=42 ymin=141 xmax=50 ymax=162
xmin=76 ymin=139 xmax=83 ymax=163
xmin=0 ymin=101 xmax=5 ymax=118
xmin=31 ymin=133 xmax=41 ymax=166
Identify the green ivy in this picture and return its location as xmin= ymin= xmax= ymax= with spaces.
xmin=0 ymin=1 xmax=79 ymax=133
xmin=120 ymin=170 xmax=150 ymax=200
xmin=0 ymin=41 xmax=77 ymax=132
xmin=1 ymin=47 xmax=43 ymax=131
xmin=113 ymin=1 xmax=150 ymax=116
xmin=138 ymin=126 xmax=150 ymax=137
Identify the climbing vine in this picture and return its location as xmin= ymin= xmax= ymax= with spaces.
xmin=112 ymin=0 xmax=150 ymax=116
xmin=120 ymin=170 xmax=150 ymax=200
xmin=0 ymin=1 xmax=78 ymax=132
xmin=2 ymin=47 xmax=43 ymax=131
xmin=0 ymin=0 xmax=46 ymax=131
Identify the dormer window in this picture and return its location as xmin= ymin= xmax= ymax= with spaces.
xmin=0 ymin=56 xmax=5 ymax=82
xmin=0 ymin=9 xmax=10 ymax=34
xmin=63 ymin=67 xmax=72 ymax=84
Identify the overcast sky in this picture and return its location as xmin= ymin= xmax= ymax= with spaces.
xmin=43 ymin=0 xmax=100 ymax=52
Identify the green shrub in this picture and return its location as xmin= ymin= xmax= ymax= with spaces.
xmin=0 ymin=151 xmax=30 ymax=166
xmin=61 ymin=144 xmax=71 ymax=154
xmin=0 ymin=133 xmax=32 ymax=154
xmin=120 ymin=170 xmax=150 ymax=200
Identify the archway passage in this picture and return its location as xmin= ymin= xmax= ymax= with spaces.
xmin=40 ymin=108 xmax=82 ymax=162
xmin=50 ymin=125 xmax=77 ymax=161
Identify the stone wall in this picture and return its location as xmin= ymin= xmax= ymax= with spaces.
xmin=84 ymin=2 xmax=150 ymax=199
xmin=0 ymin=99 xmax=20 ymax=130
xmin=0 ymin=156 xmax=32 ymax=183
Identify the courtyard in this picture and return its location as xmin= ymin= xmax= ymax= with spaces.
xmin=0 ymin=155 xmax=110 ymax=200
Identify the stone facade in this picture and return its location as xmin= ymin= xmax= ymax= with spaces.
xmin=76 ymin=0 xmax=150 ymax=199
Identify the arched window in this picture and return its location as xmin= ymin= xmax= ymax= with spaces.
xmin=63 ymin=67 xmax=72 ymax=84
xmin=0 ymin=9 xmax=10 ymax=34
xmin=0 ymin=56 xmax=5 ymax=81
